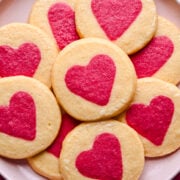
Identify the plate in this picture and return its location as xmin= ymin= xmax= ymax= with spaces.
xmin=0 ymin=0 xmax=180 ymax=179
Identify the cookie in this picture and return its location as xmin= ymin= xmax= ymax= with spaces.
xmin=130 ymin=16 xmax=180 ymax=84
xmin=60 ymin=120 xmax=144 ymax=180
xmin=75 ymin=0 xmax=157 ymax=54
xmin=118 ymin=78 xmax=180 ymax=157
xmin=28 ymin=114 xmax=79 ymax=180
xmin=52 ymin=38 xmax=137 ymax=121
xmin=0 ymin=23 xmax=58 ymax=87
xmin=0 ymin=76 xmax=61 ymax=159
xmin=29 ymin=0 xmax=79 ymax=50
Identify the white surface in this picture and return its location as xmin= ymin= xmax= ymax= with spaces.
xmin=0 ymin=0 xmax=180 ymax=180
xmin=177 ymin=0 xmax=180 ymax=4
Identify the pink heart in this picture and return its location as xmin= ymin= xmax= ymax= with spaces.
xmin=130 ymin=36 xmax=174 ymax=78
xmin=47 ymin=114 xmax=79 ymax=158
xmin=0 ymin=92 xmax=36 ymax=140
xmin=76 ymin=133 xmax=123 ymax=180
xmin=65 ymin=54 xmax=116 ymax=106
xmin=0 ymin=43 xmax=41 ymax=78
xmin=48 ymin=2 xmax=79 ymax=49
xmin=126 ymin=96 xmax=174 ymax=145
xmin=91 ymin=0 xmax=142 ymax=40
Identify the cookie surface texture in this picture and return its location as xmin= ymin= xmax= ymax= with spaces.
xmin=130 ymin=16 xmax=180 ymax=84
xmin=75 ymin=0 xmax=157 ymax=54
xmin=29 ymin=0 xmax=79 ymax=50
xmin=52 ymin=38 xmax=137 ymax=121
xmin=0 ymin=23 xmax=58 ymax=87
xmin=118 ymin=78 xmax=180 ymax=157
xmin=28 ymin=114 xmax=79 ymax=180
xmin=59 ymin=120 xmax=144 ymax=180
xmin=0 ymin=76 xmax=61 ymax=159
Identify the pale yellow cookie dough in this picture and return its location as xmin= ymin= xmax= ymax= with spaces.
xmin=0 ymin=23 xmax=58 ymax=87
xmin=60 ymin=120 xmax=144 ymax=180
xmin=0 ymin=76 xmax=61 ymax=159
xmin=75 ymin=0 xmax=157 ymax=54
xmin=118 ymin=78 xmax=180 ymax=157
xmin=52 ymin=38 xmax=137 ymax=121
xmin=28 ymin=151 xmax=62 ymax=180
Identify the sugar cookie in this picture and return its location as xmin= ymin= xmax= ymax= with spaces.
xmin=75 ymin=0 xmax=157 ymax=54
xmin=118 ymin=78 xmax=180 ymax=157
xmin=0 ymin=23 xmax=58 ymax=87
xmin=52 ymin=38 xmax=137 ymax=121
xmin=28 ymin=114 xmax=79 ymax=180
xmin=130 ymin=16 xmax=180 ymax=84
xmin=0 ymin=76 xmax=61 ymax=159
xmin=60 ymin=120 xmax=144 ymax=180
xmin=29 ymin=0 xmax=79 ymax=50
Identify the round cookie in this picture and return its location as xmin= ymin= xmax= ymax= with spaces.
xmin=60 ymin=120 xmax=144 ymax=180
xmin=118 ymin=78 xmax=180 ymax=157
xmin=52 ymin=38 xmax=137 ymax=121
xmin=0 ymin=76 xmax=61 ymax=159
xmin=28 ymin=114 xmax=79 ymax=180
xmin=29 ymin=0 xmax=79 ymax=50
xmin=130 ymin=16 xmax=180 ymax=84
xmin=75 ymin=0 xmax=157 ymax=54
xmin=0 ymin=23 xmax=58 ymax=87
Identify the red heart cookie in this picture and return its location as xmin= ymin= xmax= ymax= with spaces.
xmin=76 ymin=133 xmax=123 ymax=180
xmin=0 ymin=91 xmax=36 ymax=140
xmin=130 ymin=36 xmax=174 ymax=78
xmin=47 ymin=114 xmax=79 ymax=158
xmin=126 ymin=96 xmax=174 ymax=145
xmin=48 ymin=2 xmax=79 ymax=49
xmin=65 ymin=54 xmax=116 ymax=106
xmin=91 ymin=0 xmax=142 ymax=40
xmin=53 ymin=38 xmax=136 ymax=121
xmin=0 ymin=43 xmax=41 ymax=78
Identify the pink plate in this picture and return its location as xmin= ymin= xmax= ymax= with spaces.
xmin=0 ymin=0 xmax=179 ymax=179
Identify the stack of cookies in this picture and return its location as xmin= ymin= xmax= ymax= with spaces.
xmin=0 ymin=0 xmax=179 ymax=179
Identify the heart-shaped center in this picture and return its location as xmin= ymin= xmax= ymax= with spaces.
xmin=0 ymin=91 xmax=36 ymax=140
xmin=130 ymin=36 xmax=174 ymax=78
xmin=91 ymin=0 xmax=142 ymax=40
xmin=76 ymin=133 xmax=123 ymax=180
xmin=0 ymin=43 xmax=41 ymax=78
xmin=47 ymin=114 xmax=79 ymax=158
xmin=65 ymin=54 xmax=116 ymax=106
xmin=126 ymin=96 xmax=174 ymax=145
xmin=48 ymin=2 xmax=79 ymax=49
